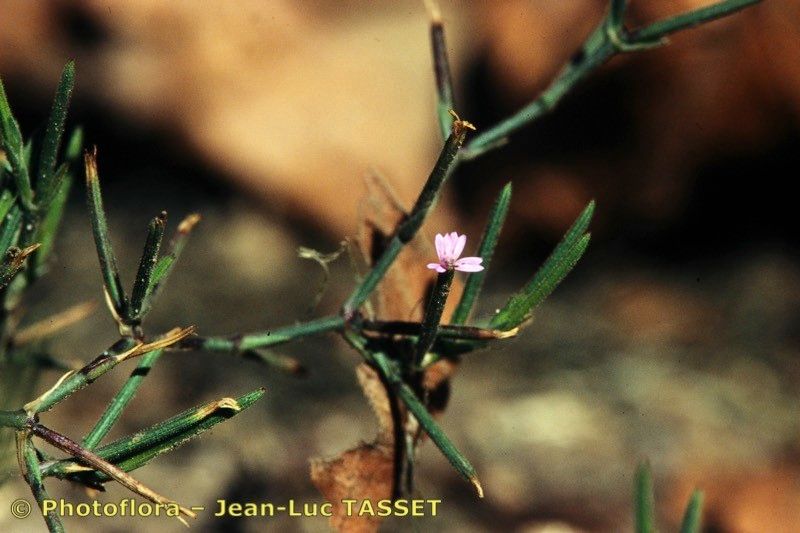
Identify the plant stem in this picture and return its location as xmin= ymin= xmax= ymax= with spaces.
xmin=20 ymin=431 xmax=65 ymax=533
xmin=342 ymin=117 xmax=473 ymax=316
xmin=0 ymin=409 xmax=26 ymax=429
xmin=632 ymin=0 xmax=760 ymax=43
xmin=186 ymin=315 xmax=345 ymax=352
xmin=414 ymin=269 xmax=454 ymax=371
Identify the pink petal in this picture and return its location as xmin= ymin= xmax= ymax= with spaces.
xmin=455 ymin=262 xmax=484 ymax=272
xmin=427 ymin=263 xmax=447 ymax=273
xmin=439 ymin=233 xmax=453 ymax=261
xmin=434 ymin=234 xmax=445 ymax=260
xmin=455 ymin=256 xmax=483 ymax=265
xmin=452 ymin=234 xmax=466 ymax=259
xmin=449 ymin=232 xmax=459 ymax=254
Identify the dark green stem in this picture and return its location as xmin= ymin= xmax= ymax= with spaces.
xmin=0 ymin=409 xmax=26 ymax=429
xmin=186 ymin=315 xmax=345 ymax=352
xmin=414 ymin=269 xmax=454 ymax=370
xmin=21 ymin=432 xmax=65 ymax=533
xmin=342 ymin=119 xmax=471 ymax=316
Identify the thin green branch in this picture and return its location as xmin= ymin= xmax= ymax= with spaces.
xmin=632 ymin=0 xmax=760 ymax=43
xmin=24 ymin=327 xmax=193 ymax=414
xmin=462 ymin=0 xmax=761 ymax=159
xmin=428 ymin=0 xmax=455 ymax=139
xmin=361 ymin=319 xmax=517 ymax=341
xmin=342 ymin=116 xmax=474 ymax=316
xmin=451 ymin=182 xmax=512 ymax=325
xmin=186 ymin=315 xmax=344 ymax=353
xmin=0 ymin=409 xmax=26 ymax=429
xmin=414 ymin=269 xmax=454 ymax=371
xmin=32 ymin=175 xmax=71 ymax=277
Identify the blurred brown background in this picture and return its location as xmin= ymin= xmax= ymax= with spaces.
xmin=1 ymin=1 xmax=799 ymax=531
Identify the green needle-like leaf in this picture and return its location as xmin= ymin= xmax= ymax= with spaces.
xmin=635 ymin=461 xmax=656 ymax=533
xmin=32 ymin=175 xmax=72 ymax=276
xmin=0 ymin=204 xmax=22 ymax=252
xmin=36 ymin=61 xmax=75 ymax=206
xmin=451 ymin=182 xmax=512 ymax=325
xmin=84 ymin=149 xmax=128 ymax=320
xmin=0 ymin=190 xmax=15 ymax=221
xmin=0 ymin=75 xmax=34 ymax=210
xmin=45 ymin=388 xmax=265 ymax=482
xmin=139 ymin=213 xmax=200 ymax=317
xmin=64 ymin=126 xmax=83 ymax=163
xmin=490 ymin=200 xmax=594 ymax=330
xmin=343 ymin=331 xmax=483 ymax=497
xmin=128 ymin=211 xmax=167 ymax=322
xmin=370 ymin=349 xmax=482 ymax=496
xmin=680 ymin=490 xmax=704 ymax=533
xmin=82 ymin=349 xmax=164 ymax=450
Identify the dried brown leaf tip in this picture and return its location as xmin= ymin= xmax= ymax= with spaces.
xmin=83 ymin=146 xmax=99 ymax=182
xmin=178 ymin=213 xmax=201 ymax=234
xmin=449 ymin=110 xmax=476 ymax=136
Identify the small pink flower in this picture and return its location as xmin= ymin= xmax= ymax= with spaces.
xmin=427 ymin=232 xmax=484 ymax=273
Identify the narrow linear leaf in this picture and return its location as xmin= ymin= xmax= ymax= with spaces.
xmin=396 ymin=375 xmax=482 ymax=497
xmin=45 ymin=388 xmax=266 ymax=482
xmin=84 ymin=149 xmax=128 ymax=319
xmin=451 ymin=182 xmax=512 ymax=325
xmin=635 ymin=461 xmax=656 ymax=533
xmin=82 ymin=349 xmax=165 ymax=450
xmin=128 ymin=211 xmax=167 ymax=321
xmin=490 ymin=200 xmax=593 ymax=330
xmin=0 ymin=204 xmax=22 ymax=252
xmin=0 ymin=75 xmax=33 ymax=209
xmin=680 ymin=490 xmax=704 ymax=533
xmin=0 ymin=190 xmax=15 ymax=221
xmin=36 ymin=61 xmax=75 ymax=203
xmin=64 ymin=126 xmax=83 ymax=163
xmin=140 ymin=213 xmax=200 ymax=316
xmin=343 ymin=331 xmax=484 ymax=498
xmin=32 ymin=175 xmax=72 ymax=276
